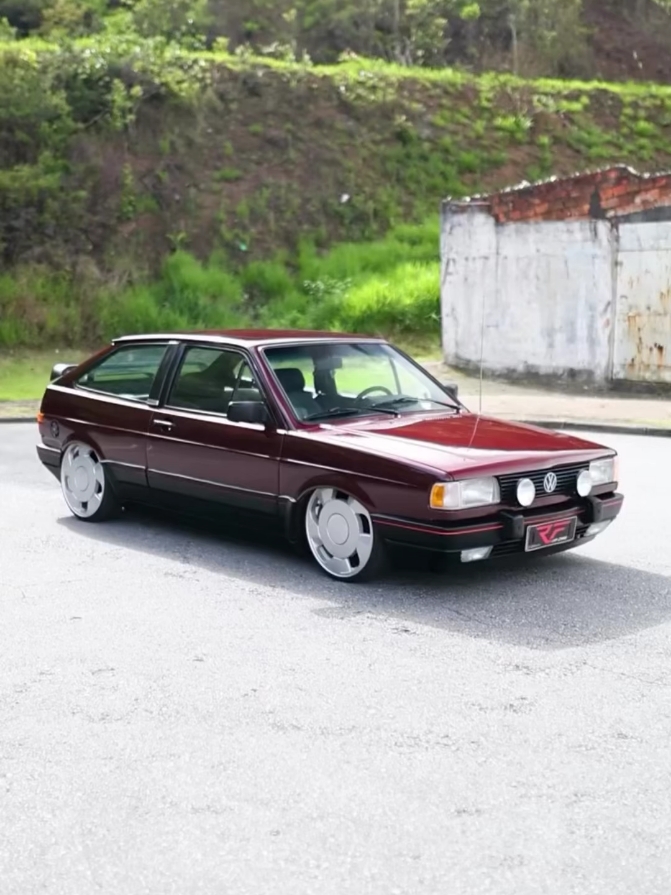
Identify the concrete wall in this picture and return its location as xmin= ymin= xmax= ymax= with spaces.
xmin=440 ymin=207 xmax=616 ymax=384
xmin=612 ymin=220 xmax=671 ymax=383
xmin=440 ymin=166 xmax=671 ymax=386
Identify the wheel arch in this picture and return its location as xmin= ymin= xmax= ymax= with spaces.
xmin=59 ymin=436 xmax=123 ymax=498
xmin=283 ymin=475 xmax=378 ymax=545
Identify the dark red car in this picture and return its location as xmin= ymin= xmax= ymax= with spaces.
xmin=36 ymin=330 xmax=623 ymax=581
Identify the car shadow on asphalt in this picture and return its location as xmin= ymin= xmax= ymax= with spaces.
xmin=57 ymin=506 xmax=671 ymax=652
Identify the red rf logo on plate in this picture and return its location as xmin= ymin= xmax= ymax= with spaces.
xmin=535 ymin=520 xmax=572 ymax=545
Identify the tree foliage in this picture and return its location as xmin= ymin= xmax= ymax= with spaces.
xmin=0 ymin=0 xmax=595 ymax=77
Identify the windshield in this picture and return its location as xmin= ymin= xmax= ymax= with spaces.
xmin=262 ymin=341 xmax=459 ymax=422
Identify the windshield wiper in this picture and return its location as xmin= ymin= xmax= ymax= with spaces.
xmin=303 ymin=405 xmax=398 ymax=422
xmin=371 ymin=396 xmax=461 ymax=412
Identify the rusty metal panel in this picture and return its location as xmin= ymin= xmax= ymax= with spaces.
xmin=612 ymin=221 xmax=671 ymax=383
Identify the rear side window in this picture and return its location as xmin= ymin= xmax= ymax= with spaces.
xmin=76 ymin=344 xmax=168 ymax=402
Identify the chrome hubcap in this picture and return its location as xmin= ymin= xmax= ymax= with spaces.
xmin=61 ymin=442 xmax=105 ymax=518
xmin=305 ymin=488 xmax=374 ymax=578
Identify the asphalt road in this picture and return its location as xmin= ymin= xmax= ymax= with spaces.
xmin=2 ymin=423 xmax=671 ymax=895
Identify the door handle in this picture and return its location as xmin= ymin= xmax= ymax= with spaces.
xmin=152 ymin=418 xmax=174 ymax=430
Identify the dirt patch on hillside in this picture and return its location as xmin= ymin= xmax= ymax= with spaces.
xmin=584 ymin=0 xmax=671 ymax=83
xmin=7 ymin=44 xmax=671 ymax=279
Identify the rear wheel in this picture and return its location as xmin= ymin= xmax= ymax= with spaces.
xmin=60 ymin=441 xmax=120 ymax=522
xmin=304 ymin=487 xmax=387 ymax=582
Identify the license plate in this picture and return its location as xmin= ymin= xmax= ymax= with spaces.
xmin=525 ymin=517 xmax=577 ymax=552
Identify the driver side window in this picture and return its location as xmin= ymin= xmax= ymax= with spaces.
xmin=168 ymin=346 xmax=262 ymax=416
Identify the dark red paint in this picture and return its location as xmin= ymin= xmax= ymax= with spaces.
xmin=36 ymin=330 xmax=623 ymax=554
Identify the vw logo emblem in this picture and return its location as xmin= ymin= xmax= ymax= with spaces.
xmin=543 ymin=472 xmax=557 ymax=493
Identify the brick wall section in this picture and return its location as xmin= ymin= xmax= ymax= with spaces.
xmin=452 ymin=165 xmax=671 ymax=223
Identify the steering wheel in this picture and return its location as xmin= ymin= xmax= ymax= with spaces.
xmin=355 ymin=385 xmax=394 ymax=403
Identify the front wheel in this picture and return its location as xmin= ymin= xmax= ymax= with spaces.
xmin=304 ymin=487 xmax=387 ymax=582
xmin=60 ymin=441 xmax=120 ymax=522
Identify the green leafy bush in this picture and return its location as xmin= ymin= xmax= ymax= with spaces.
xmin=0 ymin=220 xmax=441 ymax=347
xmin=326 ymin=261 xmax=440 ymax=336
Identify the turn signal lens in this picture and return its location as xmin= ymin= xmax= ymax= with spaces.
xmin=430 ymin=483 xmax=446 ymax=508
xmin=36 ymin=412 xmax=45 ymax=423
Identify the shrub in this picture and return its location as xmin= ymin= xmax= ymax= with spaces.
xmin=240 ymin=260 xmax=295 ymax=304
xmin=0 ymin=220 xmax=442 ymax=348
xmin=328 ymin=262 xmax=440 ymax=337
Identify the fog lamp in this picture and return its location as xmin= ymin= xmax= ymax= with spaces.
xmin=586 ymin=520 xmax=612 ymax=537
xmin=460 ymin=546 xmax=493 ymax=563
xmin=577 ymin=469 xmax=593 ymax=497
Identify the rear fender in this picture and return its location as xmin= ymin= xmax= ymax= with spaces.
xmin=58 ymin=432 xmax=123 ymax=496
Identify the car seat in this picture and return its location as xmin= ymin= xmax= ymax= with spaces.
xmin=275 ymin=367 xmax=321 ymax=419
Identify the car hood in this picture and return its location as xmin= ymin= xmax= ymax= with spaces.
xmin=305 ymin=411 xmax=610 ymax=476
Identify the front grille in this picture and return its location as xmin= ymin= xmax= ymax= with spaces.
xmin=497 ymin=463 xmax=589 ymax=505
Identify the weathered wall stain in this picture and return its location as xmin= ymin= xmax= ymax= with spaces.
xmin=614 ymin=219 xmax=671 ymax=382
xmin=441 ymin=166 xmax=671 ymax=385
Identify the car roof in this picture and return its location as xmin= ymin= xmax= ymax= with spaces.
xmin=112 ymin=329 xmax=387 ymax=347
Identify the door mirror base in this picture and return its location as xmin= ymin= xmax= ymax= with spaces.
xmin=227 ymin=401 xmax=270 ymax=425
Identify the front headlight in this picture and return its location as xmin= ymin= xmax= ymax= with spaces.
xmin=589 ymin=457 xmax=616 ymax=486
xmin=430 ymin=477 xmax=501 ymax=510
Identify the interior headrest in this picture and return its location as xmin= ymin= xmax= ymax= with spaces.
xmin=276 ymin=367 xmax=306 ymax=393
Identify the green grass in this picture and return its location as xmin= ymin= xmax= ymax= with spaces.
xmin=0 ymin=218 xmax=443 ymax=349
xmin=0 ymin=217 xmax=443 ymax=400
xmin=0 ymin=350 xmax=87 ymax=401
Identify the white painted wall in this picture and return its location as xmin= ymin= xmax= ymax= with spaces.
xmin=440 ymin=207 xmax=616 ymax=383
xmin=440 ymin=206 xmax=671 ymax=384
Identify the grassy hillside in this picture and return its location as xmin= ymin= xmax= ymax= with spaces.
xmin=4 ymin=38 xmax=671 ymax=355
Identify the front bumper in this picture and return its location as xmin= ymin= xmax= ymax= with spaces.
xmin=374 ymin=492 xmax=624 ymax=557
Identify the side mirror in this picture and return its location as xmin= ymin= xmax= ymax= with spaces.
xmin=227 ymin=401 xmax=270 ymax=424
xmin=443 ymin=382 xmax=459 ymax=401
xmin=50 ymin=362 xmax=78 ymax=382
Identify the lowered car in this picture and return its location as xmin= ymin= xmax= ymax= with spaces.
xmin=36 ymin=330 xmax=623 ymax=581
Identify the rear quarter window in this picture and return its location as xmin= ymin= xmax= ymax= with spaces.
xmin=76 ymin=344 xmax=168 ymax=402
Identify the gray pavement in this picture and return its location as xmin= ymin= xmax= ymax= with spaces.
xmin=2 ymin=424 xmax=671 ymax=894
xmin=425 ymin=363 xmax=671 ymax=432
